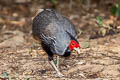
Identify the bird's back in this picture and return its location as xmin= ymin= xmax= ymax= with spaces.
xmin=32 ymin=9 xmax=77 ymax=55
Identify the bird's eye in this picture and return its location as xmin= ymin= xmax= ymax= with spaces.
xmin=72 ymin=43 xmax=75 ymax=46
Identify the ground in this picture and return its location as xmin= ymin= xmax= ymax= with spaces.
xmin=0 ymin=1 xmax=120 ymax=80
xmin=1 ymin=34 xmax=120 ymax=80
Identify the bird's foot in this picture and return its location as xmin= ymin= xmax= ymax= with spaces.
xmin=56 ymin=64 xmax=59 ymax=69
xmin=56 ymin=56 xmax=59 ymax=69
xmin=57 ymin=72 xmax=64 ymax=77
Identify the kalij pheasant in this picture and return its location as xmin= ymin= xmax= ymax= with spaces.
xmin=32 ymin=9 xmax=80 ymax=77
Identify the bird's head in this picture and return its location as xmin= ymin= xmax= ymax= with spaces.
xmin=68 ymin=40 xmax=80 ymax=54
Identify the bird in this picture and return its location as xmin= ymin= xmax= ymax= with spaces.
xmin=32 ymin=9 xmax=80 ymax=77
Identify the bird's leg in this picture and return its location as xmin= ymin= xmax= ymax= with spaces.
xmin=50 ymin=60 xmax=64 ymax=77
xmin=48 ymin=56 xmax=64 ymax=77
xmin=56 ymin=56 xmax=59 ymax=69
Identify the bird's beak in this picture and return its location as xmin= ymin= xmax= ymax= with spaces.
xmin=74 ymin=48 xmax=80 ymax=54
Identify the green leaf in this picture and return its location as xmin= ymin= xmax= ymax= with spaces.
xmin=24 ymin=78 xmax=28 ymax=80
xmin=96 ymin=16 xmax=103 ymax=27
xmin=112 ymin=2 xmax=120 ymax=17
xmin=29 ymin=47 xmax=33 ymax=54
xmin=80 ymin=42 xmax=89 ymax=48
xmin=112 ymin=3 xmax=118 ymax=15
xmin=51 ymin=0 xmax=57 ymax=4
xmin=0 ymin=72 xmax=9 ymax=78
xmin=116 ymin=2 xmax=120 ymax=16
xmin=100 ymin=28 xmax=106 ymax=36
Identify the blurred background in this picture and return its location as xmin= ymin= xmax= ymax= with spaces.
xmin=0 ymin=0 xmax=120 ymax=48
xmin=0 ymin=0 xmax=120 ymax=79
xmin=0 ymin=0 xmax=120 ymax=47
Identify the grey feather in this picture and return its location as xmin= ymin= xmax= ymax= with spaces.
xmin=32 ymin=9 xmax=77 ymax=55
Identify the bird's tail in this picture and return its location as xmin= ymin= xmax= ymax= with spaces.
xmin=32 ymin=9 xmax=52 ymax=20
xmin=37 ymin=9 xmax=44 ymax=14
xmin=37 ymin=9 xmax=51 ymax=14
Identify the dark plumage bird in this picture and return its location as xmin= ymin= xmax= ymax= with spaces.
xmin=32 ymin=9 xmax=80 ymax=77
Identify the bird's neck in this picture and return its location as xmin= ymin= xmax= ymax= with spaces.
xmin=63 ymin=47 xmax=72 ymax=57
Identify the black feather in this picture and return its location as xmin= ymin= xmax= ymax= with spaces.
xmin=32 ymin=9 xmax=78 ymax=60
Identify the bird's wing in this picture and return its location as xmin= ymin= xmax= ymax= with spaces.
xmin=53 ymin=10 xmax=77 ymax=38
xmin=40 ymin=31 xmax=70 ymax=56
xmin=40 ymin=34 xmax=56 ymax=46
xmin=40 ymin=33 xmax=58 ymax=53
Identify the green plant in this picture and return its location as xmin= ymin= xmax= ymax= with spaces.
xmin=112 ymin=1 xmax=120 ymax=17
xmin=80 ymin=41 xmax=89 ymax=48
xmin=0 ymin=72 xmax=11 ymax=80
xmin=95 ymin=16 xmax=109 ymax=36
xmin=29 ymin=47 xmax=33 ymax=54
xmin=96 ymin=16 xmax=103 ymax=27
xmin=51 ymin=0 xmax=57 ymax=4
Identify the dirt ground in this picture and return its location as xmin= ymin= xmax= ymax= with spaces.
xmin=0 ymin=1 xmax=120 ymax=80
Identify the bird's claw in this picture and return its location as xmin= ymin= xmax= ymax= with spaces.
xmin=57 ymin=72 xmax=64 ymax=77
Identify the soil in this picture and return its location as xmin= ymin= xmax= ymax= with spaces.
xmin=0 ymin=1 xmax=120 ymax=80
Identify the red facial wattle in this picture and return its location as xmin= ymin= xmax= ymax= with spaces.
xmin=69 ymin=40 xmax=80 ymax=50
